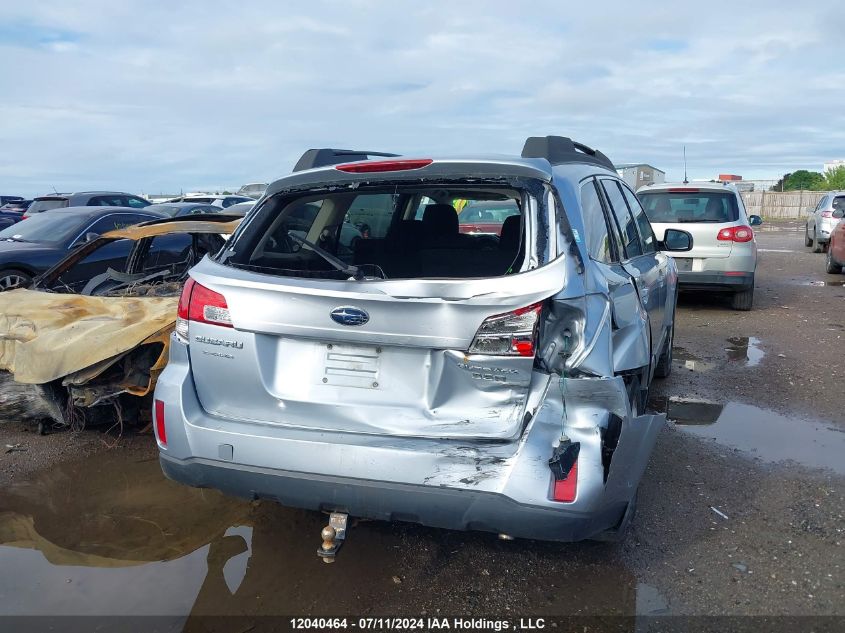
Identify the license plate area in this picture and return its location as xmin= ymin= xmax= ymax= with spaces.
xmin=321 ymin=343 xmax=381 ymax=389
xmin=674 ymin=257 xmax=693 ymax=272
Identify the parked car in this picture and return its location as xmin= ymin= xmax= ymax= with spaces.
xmin=0 ymin=199 xmax=32 ymax=212
xmin=144 ymin=202 xmax=221 ymax=217
xmin=154 ymin=137 xmax=692 ymax=544
xmin=0 ymin=214 xmax=241 ymax=430
xmin=236 ymin=183 xmax=268 ymax=199
xmin=0 ymin=206 xmax=166 ymax=290
xmin=0 ymin=206 xmax=25 ymax=231
xmin=0 ymin=195 xmax=24 ymax=206
xmin=805 ymin=191 xmax=845 ymax=253
xmin=457 ymin=200 xmax=521 ymax=236
xmin=165 ymin=194 xmax=253 ymax=209
xmin=25 ymin=192 xmax=151 ymax=217
xmin=224 ymin=201 xmax=255 ymax=216
xmin=637 ymin=181 xmax=761 ymax=310
xmin=825 ymin=207 xmax=845 ymax=274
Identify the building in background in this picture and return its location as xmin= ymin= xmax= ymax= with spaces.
xmin=824 ymin=159 xmax=845 ymax=173
xmin=717 ymin=174 xmax=754 ymax=192
xmin=614 ymin=163 xmax=665 ymax=190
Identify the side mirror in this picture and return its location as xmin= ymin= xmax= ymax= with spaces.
xmin=833 ymin=209 xmax=845 ymax=219
xmin=661 ymin=228 xmax=693 ymax=252
xmin=749 ymin=215 xmax=763 ymax=226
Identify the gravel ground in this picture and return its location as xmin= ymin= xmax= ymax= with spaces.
xmin=0 ymin=220 xmax=842 ymax=624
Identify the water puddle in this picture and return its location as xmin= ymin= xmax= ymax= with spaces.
xmin=801 ymin=279 xmax=845 ymax=287
xmin=653 ymin=398 xmax=845 ymax=475
xmin=0 ymin=449 xmax=660 ymax=617
xmin=725 ymin=336 xmax=764 ymax=367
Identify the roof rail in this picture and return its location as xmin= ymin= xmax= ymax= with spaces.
xmin=293 ymin=148 xmax=400 ymax=172
xmin=521 ymin=136 xmax=614 ymax=171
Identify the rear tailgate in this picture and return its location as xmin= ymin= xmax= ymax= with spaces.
xmin=651 ymin=222 xmax=733 ymax=261
xmin=185 ymin=256 xmax=567 ymax=439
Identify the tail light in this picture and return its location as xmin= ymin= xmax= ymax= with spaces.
xmin=335 ymin=159 xmax=433 ymax=173
xmin=468 ymin=302 xmax=542 ymax=357
xmin=175 ymin=277 xmax=231 ymax=342
xmin=821 ymin=211 xmax=833 ymax=218
xmin=154 ymin=399 xmax=166 ymax=446
xmin=717 ymin=226 xmax=753 ymax=243
xmin=551 ymin=461 xmax=578 ymax=502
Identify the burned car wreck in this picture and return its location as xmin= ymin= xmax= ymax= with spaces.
xmin=0 ymin=215 xmax=240 ymax=431
xmin=155 ymin=138 xmax=693 ymax=545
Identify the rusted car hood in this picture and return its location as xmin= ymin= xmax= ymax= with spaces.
xmin=0 ymin=289 xmax=177 ymax=384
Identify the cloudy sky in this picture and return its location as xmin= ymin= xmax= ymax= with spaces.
xmin=1 ymin=1 xmax=843 ymax=196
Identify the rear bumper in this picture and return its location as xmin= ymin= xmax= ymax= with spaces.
xmin=678 ymin=271 xmax=754 ymax=292
xmin=159 ymin=453 xmax=625 ymax=541
xmin=154 ymin=335 xmax=663 ymax=542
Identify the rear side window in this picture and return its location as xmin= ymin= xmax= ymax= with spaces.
xmin=620 ymin=185 xmax=656 ymax=253
xmin=601 ymin=179 xmax=643 ymax=258
xmin=638 ymin=190 xmax=740 ymax=224
xmin=88 ymin=195 xmax=125 ymax=206
xmin=86 ymin=213 xmax=158 ymax=236
xmin=580 ymin=180 xmax=614 ymax=264
xmin=125 ymin=196 xmax=151 ymax=208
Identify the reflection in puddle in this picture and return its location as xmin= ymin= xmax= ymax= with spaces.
xmin=654 ymin=398 xmax=845 ymax=475
xmin=725 ymin=336 xmax=764 ymax=367
xmin=805 ymin=279 xmax=845 ymax=287
xmin=0 ymin=450 xmax=657 ymax=618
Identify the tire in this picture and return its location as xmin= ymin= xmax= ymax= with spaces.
xmin=0 ymin=269 xmax=32 ymax=291
xmin=805 ymin=226 xmax=813 ymax=247
xmin=812 ymin=231 xmax=824 ymax=253
xmin=653 ymin=320 xmax=674 ymax=379
xmin=826 ymin=247 xmax=843 ymax=274
xmin=731 ymin=288 xmax=754 ymax=311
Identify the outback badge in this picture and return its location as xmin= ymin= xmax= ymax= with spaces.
xmin=330 ymin=306 xmax=369 ymax=326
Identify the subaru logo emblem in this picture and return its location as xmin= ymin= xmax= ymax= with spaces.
xmin=330 ymin=306 xmax=369 ymax=326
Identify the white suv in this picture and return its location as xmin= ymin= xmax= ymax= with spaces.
xmin=637 ymin=181 xmax=762 ymax=310
xmin=805 ymin=192 xmax=845 ymax=253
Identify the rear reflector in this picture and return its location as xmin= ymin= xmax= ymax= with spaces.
xmin=552 ymin=461 xmax=578 ymax=502
xmin=468 ymin=302 xmax=543 ymax=357
xmin=154 ymin=399 xmax=166 ymax=446
xmin=717 ymin=226 xmax=753 ymax=243
xmin=335 ymin=159 xmax=433 ymax=173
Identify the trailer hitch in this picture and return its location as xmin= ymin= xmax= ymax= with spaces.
xmin=317 ymin=512 xmax=349 ymax=563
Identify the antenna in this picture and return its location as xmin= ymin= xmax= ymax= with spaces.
xmin=683 ymin=146 xmax=688 ymax=184
xmin=52 ymin=185 xmax=58 ymax=194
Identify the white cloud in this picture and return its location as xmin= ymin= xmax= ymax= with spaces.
xmin=0 ymin=0 xmax=843 ymax=196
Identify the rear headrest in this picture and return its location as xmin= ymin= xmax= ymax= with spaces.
xmin=705 ymin=198 xmax=723 ymax=214
xmin=423 ymin=204 xmax=458 ymax=236
xmin=654 ymin=197 xmax=671 ymax=214
xmin=499 ymin=215 xmax=521 ymax=251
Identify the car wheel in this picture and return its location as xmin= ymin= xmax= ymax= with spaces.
xmin=0 ymin=269 xmax=32 ymax=291
xmin=653 ymin=320 xmax=674 ymax=379
xmin=731 ymin=288 xmax=754 ymax=311
xmin=812 ymin=231 xmax=824 ymax=253
xmin=826 ymin=248 xmax=843 ymax=274
xmin=805 ymin=225 xmax=813 ymax=247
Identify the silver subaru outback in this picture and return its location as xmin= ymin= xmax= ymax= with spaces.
xmin=154 ymin=137 xmax=691 ymax=543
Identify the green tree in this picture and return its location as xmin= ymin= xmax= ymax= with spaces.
xmin=823 ymin=166 xmax=845 ymax=190
xmin=782 ymin=170 xmax=825 ymax=191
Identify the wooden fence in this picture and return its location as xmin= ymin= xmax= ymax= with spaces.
xmin=740 ymin=190 xmax=825 ymax=220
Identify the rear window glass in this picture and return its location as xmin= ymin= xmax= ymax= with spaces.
xmin=638 ymin=191 xmax=740 ymax=224
xmin=222 ymin=184 xmax=535 ymax=280
xmin=28 ymin=198 xmax=68 ymax=213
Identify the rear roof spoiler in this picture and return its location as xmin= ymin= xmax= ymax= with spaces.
xmin=293 ymin=148 xmax=400 ymax=172
xmin=521 ymin=136 xmax=614 ymax=171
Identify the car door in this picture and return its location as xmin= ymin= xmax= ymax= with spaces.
xmin=599 ymin=178 xmax=664 ymax=360
xmin=580 ymin=178 xmax=650 ymax=374
xmin=60 ymin=213 xmax=159 ymax=290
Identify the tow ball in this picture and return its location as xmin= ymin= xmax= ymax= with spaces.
xmin=317 ymin=512 xmax=349 ymax=563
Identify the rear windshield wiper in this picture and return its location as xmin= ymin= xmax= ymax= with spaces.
xmin=287 ymin=232 xmax=363 ymax=280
